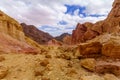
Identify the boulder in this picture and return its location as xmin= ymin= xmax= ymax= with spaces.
xmin=102 ymin=38 xmax=120 ymax=58
xmin=0 ymin=66 xmax=8 ymax=79
xmin=95 ymin=61 xmax=120 ymax=76
xmin=78 ymin=42 xmax=102 ymax=57
xmin=80 ymin=58 xmax=96 ymax=71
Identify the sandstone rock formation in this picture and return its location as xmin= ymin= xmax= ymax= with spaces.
xmin=63 ymin=35 xmax=72 ymax=45
xmin=21 ymin=23 xmax=53 ymax=44
xmin=103 ymin=74 xmax=119 ymax=80
xmin=0 ymin=66 xmax=8 ymax=79
xmin=102 ymin=38 xmax=120 ymax=58
xmin=71 ymin=23 xmax=99 ymax=44
xmin=95 ymin=61 xmax=120 ymax=76
xmin=71 ymin=0 xmax=120 ymax=44
xmin=0 ymin=10 xmax=40 ymax=54
xmin=78 ymin=42 xmax=102 ymax=57
xmin=47 ymin=39 xmax=63 ymax=46
xmin=80 ymin=75 xmax=104 ymax=80
xmin=71 ymin=23 xmax=87 ymax=44
xmin=80 ymin=58 xmax=96 ymax=71
xmin=55 ymin=33 xmax=71 ymax=42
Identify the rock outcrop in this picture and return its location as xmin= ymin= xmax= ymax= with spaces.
xmin=95 ymin=61 xmax=120 ymax=76
xmin=0 ymin=10 xmax=40 ymax=54
xmin=80 ymin=58 xmax=96 ymax=71
xmin=0 ymin=11 xmax=25 ymax=41
xmin=47 ymin=39 xmax=63 ymax=46
xmin=102 ymin=38 xmax=120 ymax=58
xmin=78 ymin=42 xmax=102 ymax=58
xmin=71 ymin=0 xmax=120 ymax=44
xmin=71 ymin=23 xmax=99 ymax=44
xmin=76 ymin=33 xmax=120 ymax=58
xmin=21 ymin=23 xmax=53 ymax=44
xmin=63 ymin=35 xmax=72 ymax=45
xmin=55 ymin=33 xmax=71 ymax=42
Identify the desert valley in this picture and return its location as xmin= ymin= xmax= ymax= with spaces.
xmin=0 ymin=0 xmax=120 ymax=80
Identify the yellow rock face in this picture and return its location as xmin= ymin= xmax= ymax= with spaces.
xmin=0 ymin=10 xmax=41 ymax=54
xmin=0 ymin=10 xmax=25 ymax=41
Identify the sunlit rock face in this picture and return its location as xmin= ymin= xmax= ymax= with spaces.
xmin=47 ymin=39 xmax=63 ymax=46
xmin=71 ymin=0 xmax=120 ymax=44
xmin=0 ymin=10 xmax=40 ymax=54
xmin=71 ymin=23 xmax=99 ymax=44
xmin=0 ymin=11 xmax=25 ymax=41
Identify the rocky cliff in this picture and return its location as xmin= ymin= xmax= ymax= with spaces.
xmin=0 ymin=10 xmax=41 ymax=54
xmin=21 ymin=23 xmax=53 ymax=44
xmin=71 ymin=0 xmax=120 ymax=44
xmin=71 ymin=22 xmax=99 ymax=44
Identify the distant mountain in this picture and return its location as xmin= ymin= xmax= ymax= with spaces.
xmin=21 ymin=23 xmax=53 ymax=44
xmin=55 ymin=33 xmax=71 ymax=42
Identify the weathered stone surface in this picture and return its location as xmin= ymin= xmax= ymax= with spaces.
xmin=95 ymin=61 xmax=120 ymax=76
xmin=0 ymin=66 xmax=8 ymax=79
xmin=102 ymin=38 xmax=120 ymax=58
xmin=40 ymin=59 xmax=49 ymax=67
xmin=0 ymin=10 xmax=25 ymax=41
xmin=81 ymin=58 xmax=96 ymax=71
xmin=78 ymin=42 xmax=102 ymax=57
xmin=0 ymin=10 xmax=40 ymax=54
xmin=71 ymin=23 xmax=87 ymax=44
xmin=47 ymin=39 xmax=62 ymax=46
xmin=91 ymin=21 xmax=104 ymax=34
xmin=83 ymin=29 xmax=99 ymax=41
xmin=63 ymin=35 xmax=72 ymax=45
xmin=21 ymin=23 xmax=53 ymax=44
xmin=103 ymin=74 xmax=119 ymax=80
xmin=71 ymin=0 xmax=120 ymax=44
xmin=55 ymin=33 xmax=71 ymax=42
xmin=71 ymin=22 xmax=99 ymax=44
xmin=80 ymin=75 xmax=104 ymax=80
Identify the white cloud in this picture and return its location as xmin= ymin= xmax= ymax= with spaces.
xmin=0 ymin=0 xmax=114 ymax=36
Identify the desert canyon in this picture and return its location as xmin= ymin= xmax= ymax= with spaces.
xmin=0 ymin=0 xmax=120 ymax=80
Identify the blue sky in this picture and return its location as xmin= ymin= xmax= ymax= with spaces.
xmin=0 ymin=0 xmax=114 ymax=36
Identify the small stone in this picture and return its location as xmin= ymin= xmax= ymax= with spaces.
xmin=0 ymin=66 xmax=8 ymax=79
xmin=34 ymin=70 xmax=44 ymax=76
xmin=0 ymin=56 xmax=5 ymax=62
xmin=40 ymin=59 xmax=49 ymax=67
xmin=60 ymin=54 xmax=71 ymax=60
xmin=45 ymin=55 xmax=52 ymax=58
xmin=67 ymin=62 xmax=73 ymax=68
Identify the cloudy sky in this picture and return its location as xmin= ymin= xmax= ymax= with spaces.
xmin=0 ymin=0 xmax=114 ymax=36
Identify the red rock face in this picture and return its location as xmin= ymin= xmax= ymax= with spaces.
xmin=71 ymin=23 xmax=87 ymax=44
xmin=71 ymin=23 xmax=99 ymax=44
xmin=71 ymin=0 xmax=120 ymax=45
